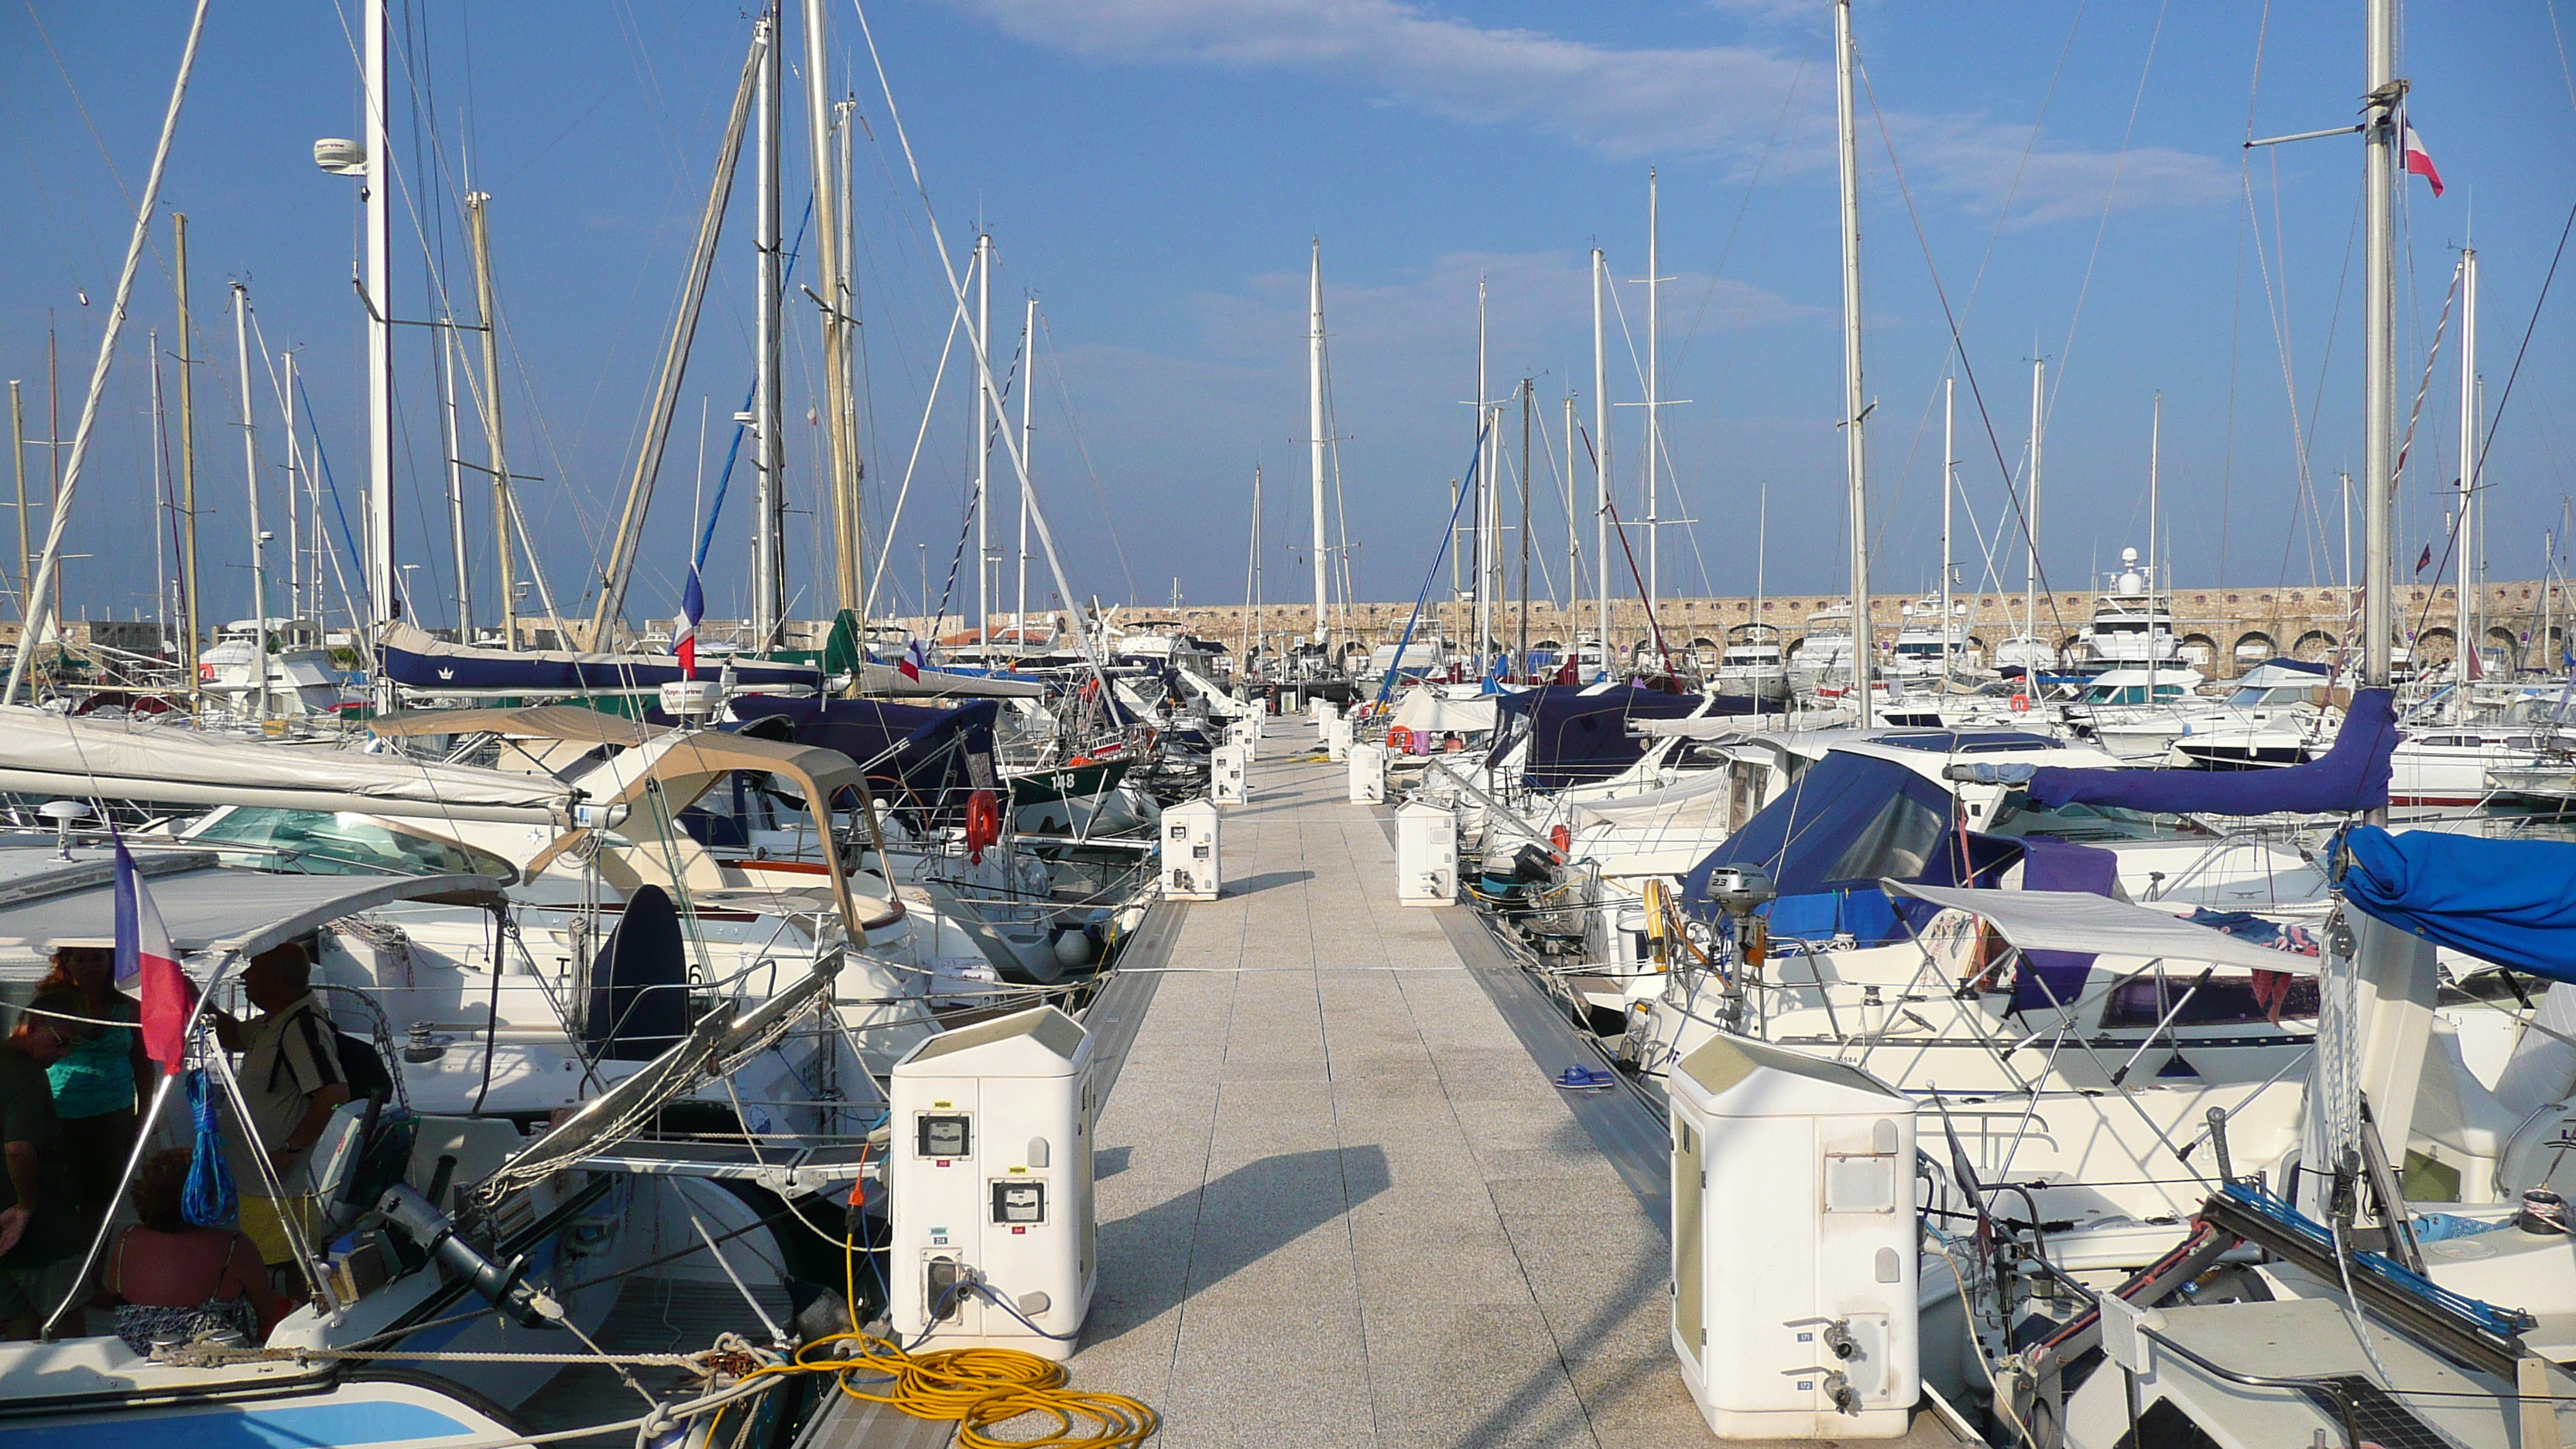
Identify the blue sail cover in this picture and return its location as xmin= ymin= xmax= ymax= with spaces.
xmin=2340 ymin=824 xmax=2576 ymax=982
xmin=2026 ymin=688 xmax=2398 ymax=817
xmin=731 ymin=697 xmax=997 ymax=824
xmin=1495 ymin=684 xmax=1753 ymax=791
xmin=381 ymin=623 xmax=819 ymax=695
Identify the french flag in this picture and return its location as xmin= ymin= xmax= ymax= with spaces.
xmin=2401 ymin=114 xmax=2444 ymax=197
xmin=673 ymin=564 xmax=704 ymax=680
xmin=897 ymin=636 xmax=930 ymax=683
xmin=113 ymin=835 xmax=192 ymax=1074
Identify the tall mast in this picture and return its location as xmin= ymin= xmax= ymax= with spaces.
xmin=2026 ymin=359 xmax=2043 ymax=664
xmin=283 ymin=350 xmax=302 ymax=623
xmin=1834 ymin=0 xmax=1872 ymax=725
xmin=1643 ymin=169 xmax=1663 ymax=613
xmin=974 ymin=233 xmax=992 ymax=649
xmin=1518 ymin=378 xmax=1532 ymax=679
xmin=149 ymin=334 xmax=170 ymax=649
xmin=1244 ymin=464 xmax=1260 ymax=670
xmin=1564 ymin=394 xmax=1577 ymax=623
xmin=7 ymin=382 xmax=22 ymax=618
xmin=439 ymin=321 xmax=471 ymax=636
xmin=1591 ymin=247 xmax=1608 ymax=677
xmin=235 ymin=283 xmax=269 ymax=721
xmin=2146 ymin=390 xmax=2160 ymax=701
xmin=2455 ymin=243 xmax=2478 ymax=700
xmin=465 ymin=192 xmax=514 ymax=649
xmin=1017 ymin=296 xmax=1036 ymax=649
xmin=2362 ymin=0 xmax=2398 ymax=701
xmin=1941 ymin=374 xmax=1954 ymax=673
xmin=1309 ymin=239 xmax=1329 ymax=651
xmin=363 ymin=0 xmax=393 ymax=700
xmin=751 ymin=3 xmax=784 ymax=650
xmin=174 ymin=213 xmax=200 ymax=690
xmin=1475 ymin=275 xmax=1490 ymax=673
xmin=801 ymin=0 xmax=861 ymax=622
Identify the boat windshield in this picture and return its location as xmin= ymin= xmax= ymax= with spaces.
xmin=1983 ymin=790 xmax=2215 ymax=843
xmin=193 ymin=807 xmax=515 ymax=879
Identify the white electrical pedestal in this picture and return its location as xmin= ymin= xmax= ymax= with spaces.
xmin=1667 ymin=1035 xmax=1917 ymax=1440
xmin=1394 ymin=798 xmax=1456 ymax=906
xmin=1325 ymin=715 xmax=1352 ymax=762
xmin=1226 ymin=715 xmax=1260 ymax=760
xmin=1160 ymin=798 xmax=1221 ymax=900
xmin=1211 ymin=743 xmax=1251 ymax=805
xmin=1347 ymin=742 xmax=1386 ymax=803
xmin=1314 ymin=700 xmax=1341 ymax=742
xmin=889 ymin=1005 xmax=1096 ymax=1362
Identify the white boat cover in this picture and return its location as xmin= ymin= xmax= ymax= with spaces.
xmin=1883 ymin=880 xmax=2318 ymax=975
xmin=0 ymin=707 xmax=574 ymax=824
xmin=0 ymin=857 xmax=499 ymax=975
xmin=857 ymin=663 xmax=1046 ymax=699
xmin=1391 ymin=690 xmax=1499 ymax=735
xmin=1564 ymin=764 xmax=1743 ymax=829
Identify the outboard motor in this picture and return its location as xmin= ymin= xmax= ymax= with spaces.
xmin=377 ymin=1182 xmax=562 ymax=1328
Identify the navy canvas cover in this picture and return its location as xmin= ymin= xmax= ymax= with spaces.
xmin=2007 ymin=838 xmax=2122 ymax=1016
xmin=2340 ymin=824 xmax=2576 ymax=983
xmin=1497 ymin=684 xmax=1745 ymax=791
xmin=2026 ymin=688 xmax=2397 ymax=817
xmin=731 ymin=697 xmax=998 ymax=825
xmin=381 ymin=632 xmax=819 ymax=694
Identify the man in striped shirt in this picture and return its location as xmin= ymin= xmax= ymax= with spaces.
xmin=213 ymin=944 xmax=349 ymax=1266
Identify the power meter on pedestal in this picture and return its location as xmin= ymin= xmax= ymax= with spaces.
xmin=888 ymin=1005 xmax=1096 ymax=1361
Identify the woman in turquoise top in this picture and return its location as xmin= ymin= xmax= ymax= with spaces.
xmin=35 ymin=947 xmax=150 ymax=1242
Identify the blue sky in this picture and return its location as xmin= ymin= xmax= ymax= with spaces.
xmin=3 ymin=0 xmax=2573 ymax=635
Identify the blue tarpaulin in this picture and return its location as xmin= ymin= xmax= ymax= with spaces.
xmin=2027 ymin=688 xmax=2398 ymax=817
xmin=2341 ymin=824 xmax=2576 ymax=982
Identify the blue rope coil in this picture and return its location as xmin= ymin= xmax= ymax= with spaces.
xmin=181 ymin=1069 xmax=236 ymax=1228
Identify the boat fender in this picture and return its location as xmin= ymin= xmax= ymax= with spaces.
xmin=963 ymin=789 xmax=1002 ymax=864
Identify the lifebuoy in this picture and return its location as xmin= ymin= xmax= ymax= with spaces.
xmin=964 ymin=788 xmax=1002 ymax=863
xmin=1549 ymin=824 xmax=1571 ymax=858
xmin=1386 ymin=726 xmax=1413 ymax=754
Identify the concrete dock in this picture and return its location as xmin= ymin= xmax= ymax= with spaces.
xmin=1069 ymin=751 xmax=1712 ymax=1447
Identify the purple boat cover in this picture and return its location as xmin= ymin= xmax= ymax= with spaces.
xmin=2026 ymin=688 xmax=2396 ymax=817
xmin=2006 ymin=837 xmax=2122 ymax=1016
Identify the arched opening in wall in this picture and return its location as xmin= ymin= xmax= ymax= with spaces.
xmin=1533 ymin=639 xmax=1564 ymax=651
xmin=2415 ymin=628 xmax=2457 ymax=666
xmin=2486 ymin=626 xmax=2525 ymax=674
xmin=2232 ymin=631 xmax=2276 ymax=665
xmin=2056 ymin=635 xmax=2083 ymax=659
xmin=1690 ymin=636 xmax=1718 ymax=649
xmin=2180 ymin=632 xmax=2218 ymax=669
xmin=2292 ymin=630 xmax=2338 ymax=662
xmin=2546 ymin=626 xmax=2567 ymax=667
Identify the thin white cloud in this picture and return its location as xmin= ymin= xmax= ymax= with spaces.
xmin=940 ymin=0 xmax=2230 ymax=219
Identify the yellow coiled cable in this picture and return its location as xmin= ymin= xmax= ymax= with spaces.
xmin=731 ymin=1237 xmax=1160 ymax=1449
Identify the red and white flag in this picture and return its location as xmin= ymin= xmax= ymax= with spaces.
xmin=2400 ymin=115 xmax=2444 ymax=197
xmin=113 ymin=835 xmax=192 ymax=1074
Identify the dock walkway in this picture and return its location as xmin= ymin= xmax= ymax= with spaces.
xmin=1070 ymin=749 xmax=1708 ymax=1447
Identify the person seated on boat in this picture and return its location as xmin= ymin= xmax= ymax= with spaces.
xmin=0 ymin=993 xmax=90 ymax=1338
xmin=104 ymin=1149 xmax=286 ymax=1354
xmin=35 ymin=947 xmax=150 ymax=1246
xmin=210 ymin=945 xmax=348 ymax=1267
